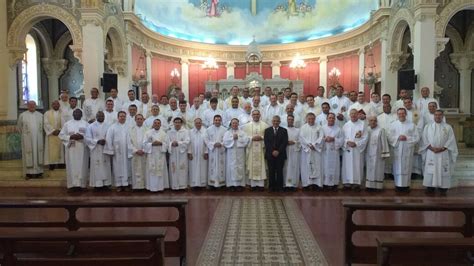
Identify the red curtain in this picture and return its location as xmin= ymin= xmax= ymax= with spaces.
xmin=151 ymin=55 xmax=181 ymax=98
xmin=188 ymin=61 xmax=226 ymax=101
xmin=280 ymin=60 xmax=320 ymax=95
xmin=327 ymin=53 xmax=359 ymax=93
xmin=234 ymin=64 xmax=246 ymax=79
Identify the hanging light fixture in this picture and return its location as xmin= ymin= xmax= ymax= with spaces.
xmin=133 ymin=46 xmax=148 ymax=87
xmin=289 ymin=53 xmax=306 ymax=80
xmin=202 ymin=56 xmax=219 ymax=81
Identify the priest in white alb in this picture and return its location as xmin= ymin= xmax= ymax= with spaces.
xmin=365 ymin=116 xmax=390 ymax=191
xmin=143 ymin=119 xmax=170 ymax=192
xmin=128 ymin=114 xmax=147 ymax=190
xmin=59 ymin=109 xmax=89 ymax=189
xmin=341 ymin=109 xmax=369 ymax=190
xmin=85 ymin=111 xmax=112 ymax=188
xmin=419 ymin=110 xmax=458 ymax=195
xmin=188 ymin=118 xmax=209 ymax=188
xmin=17 ymin=101 xmax=44 ymax=178
xmin=321 ymin=113 xmax=344 ymax=190
xmin=206 ymin=115 xmax=227 ymax=188
xmin=104 ymin=111 xmax=131 ymax=191
xmin=168 ymin=117 xmax=190 ymax=190
xmin=44 ymin=100 xmax=64 ymax=170
xmin=299 ymin=113 xmax=324 ymax=189
xmin=283 ymin=115 xmax=301 ymax=190
xmin=82 ymin=87 xmax=105 ymax=123
xmin=388 ymin=108 xmax=420 ymax=192
xmin=243 ymin=110 xmax=268 ymax=190
xmin=223 ymin=118 xmax=249 ymax=190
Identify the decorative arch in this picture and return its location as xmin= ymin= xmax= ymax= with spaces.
xmin=103 ymin=15 xmax=127 ymax=76
xmin=464 ymin=20 xmax=474 ymax=52
xmin=436 ymin=0 xmax=474 ymax=38
xmin=7 ymin=4 xmax=82 ymax=67
xmin=445 ymin=24 xmax=464 ymax=53
xmin=53 ymin=31 xmax=73 ymax=59
xmin=30 ymin=23 xmax=53 ymax=58
xmin=388 ymin=8 xmax=414 ymax=54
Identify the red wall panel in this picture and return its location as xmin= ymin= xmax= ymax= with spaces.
xmin=188 ymin=62 xmax=226 ymax=101
xmin=151 ymin=55 xmax=181 ymax=98
xmin=280 ymin=61 xmax=320 ymax=95
xmin=234 ymin=64 xmax=246 ymax=80
xmin=327 ymin=53 xmax=359 ymax=94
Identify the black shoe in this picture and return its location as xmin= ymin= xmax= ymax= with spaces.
xmin=438 ymin=188 xmax=448 ymax=196
xmin=425 ymin=187 xmax=436 ymax=195
xmin=352 ymin=185 xmax=361 ymax=192
xmin=342 ymin=185 xmax=351 ymax=191
xmin=49 ymin=165 xmax=55 ymax=170
xmin=229 ymin=186 xmax=236 ymax=192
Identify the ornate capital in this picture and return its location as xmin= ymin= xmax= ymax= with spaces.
xmin=226 ymin=62 xmax=236 ymax=68
xmin=436 ymin=37 xmax=450 ymax=57
xmin=387 ymin=52 xmax=403 ymax=72
xmin=413 ymin=2 xmax=438 ymax=22
xmin=145 ymin=50 xmax=154 ymax=58
xmin=318 ymin=56 xmax=328 ymax=64
xmin=8 ymin=47 xmax=27 ymax=68
xmin=42 ymin=58 xmax=68 ymax=78
xmin=357 ymin=47 xmax=365 ymax=55
xmin=69 ymin=45 xmax=83 ymax=64
xmin=450 ymin=52 xmax=474 ymax=71
xmin=271 ymin=61 xmax=281 ymax=68
xmin=181 ymin=57 xmax=189 ymax=65
xmin=105 ymin=58 xmax=127 ymax=76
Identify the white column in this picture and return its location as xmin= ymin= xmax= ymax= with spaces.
xmin=412 ymin=3 xmax=438 ymax=100
xmin=226 ymin=61 xmax=235 ymax=78
xmin=318 ymin=56 xmax=328 ymax=89
xmin=117 ymin=43 xmax=132 ymax=100
xmin=0 ymin=0 xmax=17 ymax=119
xmin=42 ymin=58 xmax=68 ymax=105
xmin=80 ymin=18 xmax=104 ymax=99
xmin=358 ymin=48 xmax=365 ymax=92
xmin=271 ymin=61 xmax=281 ymax=77
xmin=181 ymin=58 xmax=190 ymax=100
xmin=145 ymin=50 xmax=153 ymax=97
xmin=451 ymin=53 xmax=473 ymax=114
xmin=381 ymin=34 xmax=399 ymax=98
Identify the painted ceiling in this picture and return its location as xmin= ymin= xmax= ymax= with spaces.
xmin=135 ymin=0 xmax=379 ymax=45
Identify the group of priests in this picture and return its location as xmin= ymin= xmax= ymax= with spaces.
xmin=17 ymin=85 xmax=458 ymax=194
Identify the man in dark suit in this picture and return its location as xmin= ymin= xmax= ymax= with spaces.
xmin=264 ymin=115 xmax=288 ymax=192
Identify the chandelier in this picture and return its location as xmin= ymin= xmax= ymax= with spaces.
xmin=170 ymin=68 xmax=180 ymax=85
xmin=361 ymin=43 xmax=378 ymax=92
xmin=290 ymin=53 xmax=306 ymax=80
xmin=328 ymin=67 xmax=341 ymax=86
xmin=202 ymin=56 xmax=219 ymax=81
xmin=132 ymin=47 xmax=148 ymax=87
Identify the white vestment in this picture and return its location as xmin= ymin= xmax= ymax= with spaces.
xmin=82 ymin=98 xmax=105 ymax=122
xmin=206 ymin=125 xmax=227 ymax=187
xmin=329 ymin=96 xmax=351 ymax=126
xmin=43 ymin=109 xmax=64 ymax=165
xmin=224 ymin=108 xmax=245 ymax=127
xmin=264 ymin=104 xmax=283 ymax=124
xmin=203 ymin=108 xmax=224 ymax=128
xmin=59 ymin=119 xmax=89 ymax=188
xmin=415 ymin=97 xmax=439 ymax=115
xmin=299 ymin=123 xmax=324 ymax=187
xmin=316 ymin=112 xmax=329 ymax=127
xmin=60 ymin=107 xmax=83 ymax=125
xmin=106 ymin=96 xmax=124 ymax=113
xmin=144 ymin=115 xmax=169 ymax=131
xmin=420 ymin=122 xmax=458 ymax=189
xmin=188 ymin=127 xmax=208 ymax=187
xmin=365 ymin=126 xmax=390 ymax=189
xmin=388 ymin=120 xmax=420 ymax=187
xmin=85 ymin=121 xmax=112 ymax=187
xmin=243 ymin=121 xmax=268 ymax=187
xmin=17 ymin=111 xmax=44 ymax=175
xmin=168 ymin=128 xmax=190 ymax=190
xmin=128 ymin=125 xmax=147 ymax=189
xmin=123 ymin=99 xmax=142 ymax=113
xmin=378 ymin=112 xmax=397 ymax=174
xmin=104 ymin=122 xmax=131 ymax=187
xmin=223 ymin=129 xmax=250 ymax=187
xmin=283 ymin=127 xmax=301 ymax=187
xmin=341 ymin=120 xmax=369 ymax=185
xmin=322 ymin=125 xmax=344 ymax=186
xmin=143 ymin=128 xmax=170 ymax=191
xmin=104 ymin=110 xmax=118 ymax=127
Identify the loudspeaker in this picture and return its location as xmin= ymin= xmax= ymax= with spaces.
xmin=102 ymin=73 xmax=117 ymax=93
xmin=398 ymin=69 xmax=416 ymax=90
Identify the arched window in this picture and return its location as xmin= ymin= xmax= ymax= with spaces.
xmin=20 ymin=34 xmax=40 ymax=106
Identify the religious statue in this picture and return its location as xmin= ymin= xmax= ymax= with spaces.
xmin=208 ymin=0 xmax=219 ymax=17
xmin=288 ymin=0 xmax=297 ymax=15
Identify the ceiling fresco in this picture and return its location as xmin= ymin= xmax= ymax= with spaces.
xmin=135 ymin=0 xmax=379 ymax=45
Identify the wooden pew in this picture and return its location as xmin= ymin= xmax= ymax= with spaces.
xmin=343 ymin=200 xmax=474 ymax=265
xmin=0 ymin=228 xmax=166 ymax=266
xmin=0 ymin=198 xmax=187 ymax=265
xmin=376 ymin=237 xmax=474 ymax=266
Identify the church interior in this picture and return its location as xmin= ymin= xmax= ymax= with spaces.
xmin=0 ymin=0 xmax=474 ymax=265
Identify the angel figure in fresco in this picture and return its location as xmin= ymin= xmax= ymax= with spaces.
xmin=208 ymin=0 xmax=219 ymax=17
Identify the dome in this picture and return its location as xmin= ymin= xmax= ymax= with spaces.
xmin=134 ymin=0 xmax=379 ymax=45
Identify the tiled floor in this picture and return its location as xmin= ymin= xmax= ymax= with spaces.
xmin=0 ymin=187 xmax=472 ymax=265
